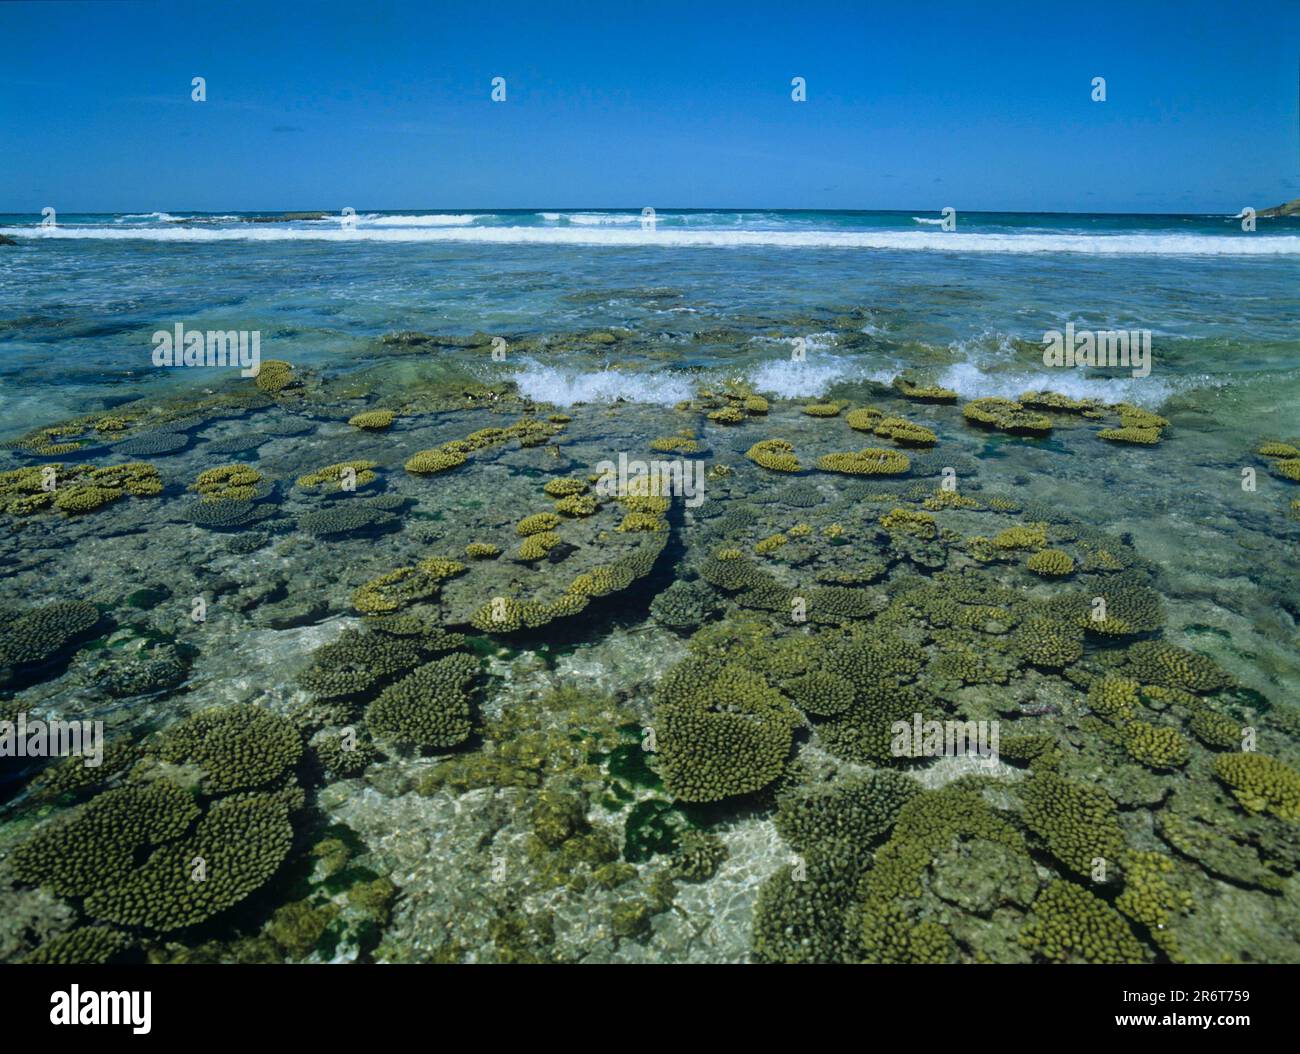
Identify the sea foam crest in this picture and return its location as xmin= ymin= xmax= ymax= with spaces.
xmin=510 ymin=360 xmax=695 ymax=407
xmin=10 ymin=225 xmax=1300 ymax=256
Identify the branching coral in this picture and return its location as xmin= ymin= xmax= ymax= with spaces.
xmin=517 ymin=511 xmax=561 ymax=536
xmin=1213 ymin=753 xmax=1300 ymax=821
xmin=348 ymin=409 xmax=396 ymax=430
xmin=817 ymin=449 xmax=910 ymax=476
xmin=365 ymin=651 xmax=481 ymax=750
xmin=1122 ymin=721 xmax=1191 ymax=769
xmin=1121 ymin=641 xmax=1232 ymax=693
xmin=158 ymin=706 xmax=303 ymax=793
xmin=253 ymin=359 xmax=297 ymax=395
xmin=404 ymin=448 xmax=468 ymax=475
xmin=0 ymin=600 xmax=101 ymax=675
xmin=83 ymin=788 xmax=300 ymax=931
xmin=653 ymin=659 xmax=798 ymax=802
xmin=296 ymin=459 xmax=379 ymax=492
xmin=1021 ymin=771 xmax=1124 ymax=876
xmin=191 ymin=464 xmax=265 ymax=501
xmin=1026 ymin=548 xmax=1075 ymax=577
xmin=962 ymin=397 xmax=1052 ymax=435
xmin=1020 ymin=880 xmax=1147 ymax=963
xmin=745 ymin=439 xmax=802 ymax=473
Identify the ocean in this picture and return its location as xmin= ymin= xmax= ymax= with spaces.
xmin=1 ymin=208 xmax=1298 ymax=964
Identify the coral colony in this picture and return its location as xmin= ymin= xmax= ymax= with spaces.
xmin=2 ymin=352 xmax=1297 ymax=966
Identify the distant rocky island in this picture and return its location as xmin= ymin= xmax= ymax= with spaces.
xmin=1259 ymin=197 xmax=1300 ymax=217
xmin=167 ymin=212 xmax=328 ymax=224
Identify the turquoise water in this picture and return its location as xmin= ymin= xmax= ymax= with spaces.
xmin=1 ymin=209 xmax=1298 ymax=964
xmin=3 ymin=210 xmax=1300 ymax=435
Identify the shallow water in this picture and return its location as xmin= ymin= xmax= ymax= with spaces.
xmin=0 ymin=211 xmax=1297 ymax=963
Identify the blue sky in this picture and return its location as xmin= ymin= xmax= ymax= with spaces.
xmin=0 ymin=0 xmax=1296 ymax=213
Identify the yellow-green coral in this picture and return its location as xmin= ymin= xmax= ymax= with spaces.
xmin=253 ymin=359 xmax=296 ymax=395
xmin=1114 ymin=404 xmax=1168 ymax=430
xmin=554 ymin=493 xmax=598 ymax=517
xmin=1213 ymin=752 xmax=1300 ymax=821
xmin=844 ymin=407 xmax=883 ymax=432
xmin=922 ymin=489 xmax=980 ymax=510
xmin=992 ymin=523 xmax=1047 ymax=550
xmin=52 ymin=485 xmax=121 ymax=514
xmin=894 ymin=377 xmax=958 ymax=403
xmin=1020 ymin=390 xmax=1100 ymax=414
xmin=879 ymin=507 xmax=937 ymax=539
xmin=649 ymin=436 xmax=701 ymax=454
xmin=962 ymin=397 xmax=1052 ymax=435
xmin=1274 ymin=459 xmax=1300 ymax=482
xmin=518 ymin=530 xmax=563 ymax=559
xmin=870 ymin=415 xmax=938 ymax=447
xmin=1188 ymin=708 xmax=1244 ymax=749
xmin=1098 ymin=426 xmax=1161 ymax=445
xmin=801 ymin=402 xmax=842 ymax=417
xmin=617 ymin=511 xmax=666 ymax=532
xmin=297 ymin=459 xmax=378 ymax=491
xmin=707 ymin=406 xmax=746 ymax=424
xmin=1122 ymin=721 xmax=1191 ymax=769
xmin=353 ymin=567 xmax=442 ymax=614
xmin=0 ymin=463 xmax=164 ymax=517
xmin=1257 ymin=440 xmax=1300 ymax=458
xmin=755 ymin=533 xmax=788 ymax=554
xmin=418 ymin=556 xmax=466 ymax=580
xmin=517 ymin=512 xmax=561 ymax=536
xmin=543 ymin=478 xmax=588 ymax=497
xmin=1020 ymin=880 xmax=1147 ymax=963
xmin=817 ymin=448 xmax=910 ymax=476
xmin=1087 ymin=676 xmax=1140 ymax=722
xmin=1022 ymin=771 xmax=1124 ymax=875
xmin=348 ymin=409 xmax=396 ymax=430
xmin=1026 ymin=548 xmax=1074 ymax=577
xmin=465 ymin=542 xmax=501 ymax=559
xmin=191 ymin=464 xmax=264 ymax=501
xmin=745 ymin=439 xmax=801 ymax=473
xmin=404 ymin=447 xmax=467 ymax=475
xmin=1115 ymin=851 xmax=1192 ymax=962
xmin=654 ymin=659 xmax=798 ymax=803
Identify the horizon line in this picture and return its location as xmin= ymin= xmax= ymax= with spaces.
xmin=1 ymin=205 xmax=1291 ymax=219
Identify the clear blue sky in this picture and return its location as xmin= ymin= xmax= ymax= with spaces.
xmin=1 ymin=0 xmax=1296 ymax=213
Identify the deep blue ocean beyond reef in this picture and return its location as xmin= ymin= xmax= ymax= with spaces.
xmin=0 ymin=209 xmax=1298 ymax=964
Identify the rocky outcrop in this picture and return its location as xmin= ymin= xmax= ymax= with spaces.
xmin=1259 ymin=197 xmax=1300 ymax=218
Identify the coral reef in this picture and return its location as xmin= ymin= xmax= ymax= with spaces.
xmin=348 ymin=409 xmax=396 ymax=430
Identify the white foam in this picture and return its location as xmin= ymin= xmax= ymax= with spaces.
xmin=912 ymin=216 xmax=945 ymax=226
xmin=748 ymin=355 xmax=893 ymax=398
xmin=934 ymin=361 xmax=1225 ymax=408
xmin=564 ymin=213 xmax=641 ymax=225
xmin=10 ymin=224 xmax=1300 ymax=256
xmin=510 ymin=360 xmax=694 ymax=407
xmin=355 ymin=213 xmax=480 ymax=226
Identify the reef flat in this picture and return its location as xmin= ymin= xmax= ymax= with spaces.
xmin=1 ymin=329 xmax=1297 ymax=966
